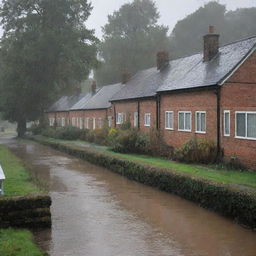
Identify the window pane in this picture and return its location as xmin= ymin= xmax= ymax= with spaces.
xmin=196 ymin=113 xmax=200 ymax=131
xmin=247 ymin=113 xmax=256 ymax=138
xmin=179 ymin=113 xmax=184 ymax=130
xmin=236 ymin=113 xmax=246 ymax=137
xmin=165 ymin=112 xmax=168 ymax=128
xmin=224 ymin=112 xmax=230 ymax=135
xmin=185 ymin=113 xmax=191 ymax=130
xmin=201 ymin=113 xmax=206 ymax=132
xmin=169 ymin=113 xmax=173 ymax=128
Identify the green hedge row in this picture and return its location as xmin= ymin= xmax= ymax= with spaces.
xmin=0 ymin=195 xmax=51 ymax=228
xmin=33 ymin=137 xmax=256 ymax=229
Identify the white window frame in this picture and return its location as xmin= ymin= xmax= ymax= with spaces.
xmin=223 ymin=110 xmax=230 ymax=136
xmin=144 ymin=113 xmax=151 ymax=127
xmin=85 ymin=117 xmax=90 ymax=129
xmin=49 ymin=118 xmax=54 ymax=126
xmin=134 ymin=112 xmax=138 ymax=127
xmin=235 ymin=111 xmax=256 ymax=140
xmin=72 ymin=117 xmax=75 ymax=126
xmin=79 ymin=117 xmax=83 ymax=129
xmin=108 ymin=116 xmax=112 ymax=127
xmin=98 ymin=118 xmax=103 ymax=129
xmin=93 ymin=118 xmax=96 ymax=130
xmin=178 ymin=111 xmax=192 ymax=132
xmin=61 ymin=117 xmax=65 ymax=127
xmin=165 ymin=111 xmax=174 ymax=130
xmin=116 ymin=113 xmax=125 ymax=125
xmin=195 ymin=111 xmax=206 ymax=134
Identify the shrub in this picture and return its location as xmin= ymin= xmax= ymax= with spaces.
xmin=41 ymin=127 xmax=57 ymax=138
xmin=119 ymin=120 xmax=131 ymax=130
xmin=225 ymin=155 xmax=247 ymax=171
xmin=55 ymin=126 xmax=83 ymax=140
xmin=174 ymin=138 xmax=217 ymax=164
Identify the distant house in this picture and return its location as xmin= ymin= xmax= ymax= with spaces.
xmin=79 ymin=83 xmax=124 ymax=129
xmin=46 ymin=93 xmax=85 ymax=127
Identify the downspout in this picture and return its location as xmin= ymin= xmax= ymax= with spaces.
xmin=113 ymin=103 xmax=116 ymax=128
xmin=156 ymin=94 xmax=161 ymax=130
xmin=137 ymin=101 xmax=140 ymax=130
xmin=215 ymin=86 xmax=221 ymax=160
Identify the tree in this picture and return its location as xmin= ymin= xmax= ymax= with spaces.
xmin=0 ymin=0 xmax=98 ymax=136
xmin=95 ymin=0 xmax=170 ymax=85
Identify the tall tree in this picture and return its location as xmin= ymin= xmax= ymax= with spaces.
xmin=0 ymin=0 xmax=98 ymax=136
xmin=95 ymin=0 xmax=170 ymax=85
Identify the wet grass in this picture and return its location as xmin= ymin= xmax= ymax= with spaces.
xmin=0 ymin=229 xmax=44 ymax=256
xmin=0 ymin=145 xmax=43 ymax=197
xmin=33 ymin=136 xmax=256 ymax=189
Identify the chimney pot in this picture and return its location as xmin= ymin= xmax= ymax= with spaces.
xmin=157 ymin=51 xmax=169 ymax=70
xmin=91 ymin=80 xmax=96 ymax=95
xmin=121 ymin=71 xmax=131 ymax=84
xmin=203 ymin=26 xmax=219 ymax=62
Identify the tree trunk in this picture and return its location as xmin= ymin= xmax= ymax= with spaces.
xmin=17 ymin=119 xmax=26 ymax=137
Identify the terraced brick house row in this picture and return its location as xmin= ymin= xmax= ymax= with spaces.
xmin=47 ymin=26 xmax=256 ymax=169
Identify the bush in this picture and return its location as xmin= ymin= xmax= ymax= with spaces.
xmin=41 ymin=126 xmax=83 ymax=140
xmin=225 ymin=155 xmax=247 ymax=171
xmin=174 ymin=138 xmax=217 ymax=164
xmin=41 ymin=127 xmax=57 ymax=138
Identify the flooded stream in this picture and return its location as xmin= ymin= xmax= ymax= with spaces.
xmin=2 ymin=137 xmax=256 ymax=256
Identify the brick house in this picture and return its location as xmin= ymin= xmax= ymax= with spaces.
xmin=79 ymin=83 xmax=124 ymax=129
xmin=46 ymin=93 xmax=85 ymax=127
xmin=156 ymin=27 xmax=256 ymax=169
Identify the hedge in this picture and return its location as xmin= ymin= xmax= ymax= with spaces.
xmin=31 ymin=136 xmax=256 ymax=229
xmin=0 ymin=195 xmax=51 ymax=228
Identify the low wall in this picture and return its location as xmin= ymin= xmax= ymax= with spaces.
xmin=32 ymin=137 xmax=256 ymax=230
xmin=0 ymin=194 xmax=51 ymax=228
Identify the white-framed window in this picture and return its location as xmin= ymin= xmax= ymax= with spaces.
xmin=165 ymin=111 xmax=173 ymax=130
xmin=76 ymin=118 xmax=79 ymax=128
xmin=93 ymin=118 xmax=96 ymax=130
xmin=49 ymin=118 xmax=55 ymax=126
xmin=178 ymin=111 xmax=191 ymax=132
xmin=57 ymin=118 xmax=61 ymax=127
xmin=224 ymin=110 xmax=230 ymax=136
xmin=98 ymin=118 xmax=103 ymax=129
xmin=79 ymin=118 xmax=83 ymax=129
xmin=84 ymin=117 xmax=90 ymax=129
xmin=108 ymin=116 xmax=112 ymax=127
xmin=72 ymin=117 xmax=75 ymax=126
xmin=116 ymin=113 xmax=125 ymax=124
xmin=195 ymin=111 xmax=206 ymax=133
xmin=235 ymin=111 xmax=256 ymax=140
xmin=144 ymin=113 xmax=151 ymax=127
xmin=61 ymin=118 xmax=65 ymax=127
xmin=134 ymin=112 xmax=138 ymax=127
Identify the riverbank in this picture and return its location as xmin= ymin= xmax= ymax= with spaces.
xmin=30 ymin=135 xmax=256 ymax=229
xmin=0 ymin=143 xmax=50 ymax=255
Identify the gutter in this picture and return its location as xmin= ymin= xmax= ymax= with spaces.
xmin=215 ymin=86 xmax=221 ymax=160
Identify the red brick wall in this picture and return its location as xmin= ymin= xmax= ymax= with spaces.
xmin=220 ymin=86 xmax=256 ymax=168
xmin=47 ymin=112 xmax=69 ymax=126
xmin=160 ymin=90 xmax=217 ymax=148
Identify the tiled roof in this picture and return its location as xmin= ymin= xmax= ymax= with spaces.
xmin=70 ymin=90 xmax=99 ymax=110
xmin=111 ymin=36 xmax=256 ymax=101
xmin=81 ymin=83 xmax=124 ymax=110
xmin=47 ymin=93 xmax=86 ymax=112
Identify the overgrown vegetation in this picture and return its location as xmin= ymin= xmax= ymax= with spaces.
xmin=0 ymin=229 xmax=44 ymax=256
xmin=0 ymin=145 xmax=43 ymax=197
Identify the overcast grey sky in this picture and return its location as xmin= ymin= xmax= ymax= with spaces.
xmin=86 ymin=0 xmax=256 ymax=38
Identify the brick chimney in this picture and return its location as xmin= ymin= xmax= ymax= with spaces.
xmin=157 ymin=51 xmax=169 ymax=70
xmin=121 ymin=71 xmax=131 ymax=84
xmin=91 ymin=80 xmax=96 ymax=95
xmin=203 ymin=26 xmax=219 ymax=62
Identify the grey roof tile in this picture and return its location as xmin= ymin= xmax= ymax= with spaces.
xmin=70 ymin=90 xmax=99 ymax=110
xmin=82 ymin=83 xmax=124 ymax=110
xmin=111 ymin=36 xmax=256 ymax=101
xmin=47 ymin=93 xmax=86 ymax=112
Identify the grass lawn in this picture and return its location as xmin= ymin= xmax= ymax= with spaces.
xmin=0 ymin=229 xmax=44 ymax=256
xmin=0 ymin=145 xmax=43 ymax=197
xmin=40 ymin=137 xmax=256 ymax=189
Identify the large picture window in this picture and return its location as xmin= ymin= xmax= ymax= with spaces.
xmin=195 ymin=111 xmax=206 ymax=133
xmin=178 ymin=111 xmax=191 ymax=132
xmin=165 ymin=111 xmax=173 ymax=130
xmin=236 ymin=112 xmax=256 ymax=140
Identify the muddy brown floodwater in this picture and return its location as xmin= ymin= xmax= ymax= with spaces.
xmin=2 ymin=137 xmax=256 ymax=256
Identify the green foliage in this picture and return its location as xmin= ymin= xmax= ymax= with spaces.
xmin=95 ymin=0 xmax=170 ymax=85
xmin=225 ymin=155 xmax=247 ymax=171
xmin=0 ymin=145 xmax=43 ymax=197
xmin=0 ymin=0 xmax=98 ymax=136
xmin=170 ymin=2 xmax=256 ymax=59
xmin=0 ymin=229 xmax=44 ymax=256
xmin=174 ymin=138 xmax=217 ymax=164
xmin=41 ymin=126 xmax=83 ymax=140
